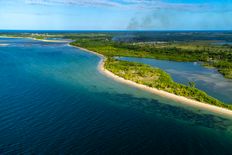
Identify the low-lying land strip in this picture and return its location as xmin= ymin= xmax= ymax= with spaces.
xmin=69 ymin=34 xmax=232 ymax=79
xmin=69 ymin=35 xmax=232 ymax=112
xmin=72 ymin=45 xmax=232 ymax=117
xmin=0 ymin=44 xmax=9 ymax=46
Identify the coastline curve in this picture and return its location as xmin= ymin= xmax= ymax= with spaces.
xmin=71 ymin=45 xmax=232 ymax=117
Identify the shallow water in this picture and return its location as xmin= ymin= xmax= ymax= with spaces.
xmin=1 ymin=38 xmax=232 ymax=154
xmin=119 ymin=57 xmax=232 ymax=104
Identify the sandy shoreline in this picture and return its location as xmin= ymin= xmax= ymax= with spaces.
xmin=2 ymin=37 xmax=232 ymax=117
xmin=0 ymin=44 xmax=9 ymax=46
xmin=31 ymin=38 xmax=68 ymax=43
xmin=72 ymin=45 xmax=232 ymax=117
xmin=0 ymin=36 xmax=24 ymax=39
xmin=0 ymin=36 xmax=67 ymax=43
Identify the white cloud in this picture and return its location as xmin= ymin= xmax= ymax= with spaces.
xmin=24 ymin=0 xmax=209 ymax=11
xmin=25 ymin=0 xmax=123 ymax=7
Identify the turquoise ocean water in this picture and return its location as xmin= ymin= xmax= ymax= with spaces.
xmin=0 ymin=38 xmax=232 ymax=154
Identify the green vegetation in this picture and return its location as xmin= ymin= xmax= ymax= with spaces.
xmin=33 ymin=35 xmax=47 ymax=40
xmin=188 ymin=82 xmax=196 ymax=88
xmin=104 ymin=58 xmax=232 ymax=110
xmin=69 ymin=35 xmax=232 ymax=110
xmin=70 ymin=35 xmax=232 ymax=79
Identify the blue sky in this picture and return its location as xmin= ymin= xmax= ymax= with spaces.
xmin=0 ymin=0 xmax=231 ymax=30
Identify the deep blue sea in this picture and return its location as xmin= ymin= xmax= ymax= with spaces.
xmin=1 ymin=38 xmax=232 ymax=154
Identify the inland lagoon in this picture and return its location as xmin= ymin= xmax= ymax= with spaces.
xmin=1 ymin=38 xmax=232 ymax=154
xmin=118 ymin=57 xmax=232 ymax=104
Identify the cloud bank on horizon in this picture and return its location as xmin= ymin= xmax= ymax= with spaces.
xmin=0 ymin=0 xmax=231 ymax=30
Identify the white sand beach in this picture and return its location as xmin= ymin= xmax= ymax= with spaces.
xmin=0 ymin=44 xmax=9 ymax=46
xmin=73 ymin=46 xmax=232 ymax=117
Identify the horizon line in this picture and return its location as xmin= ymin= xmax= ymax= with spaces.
xmin=0 ymin=29 xmax=232 ymax=32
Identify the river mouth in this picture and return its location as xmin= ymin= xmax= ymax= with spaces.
xmin=1 ymin=38 xmax=232 ymax=154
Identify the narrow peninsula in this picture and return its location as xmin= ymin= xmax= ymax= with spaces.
xmin=69 ymin=34 xmax=232 ymax=116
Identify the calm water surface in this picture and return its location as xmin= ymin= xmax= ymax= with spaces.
xmin=1 ymin=38 xmax=232 ymax=154
xmin=119 ymin=57 xmax=232 ymax=104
